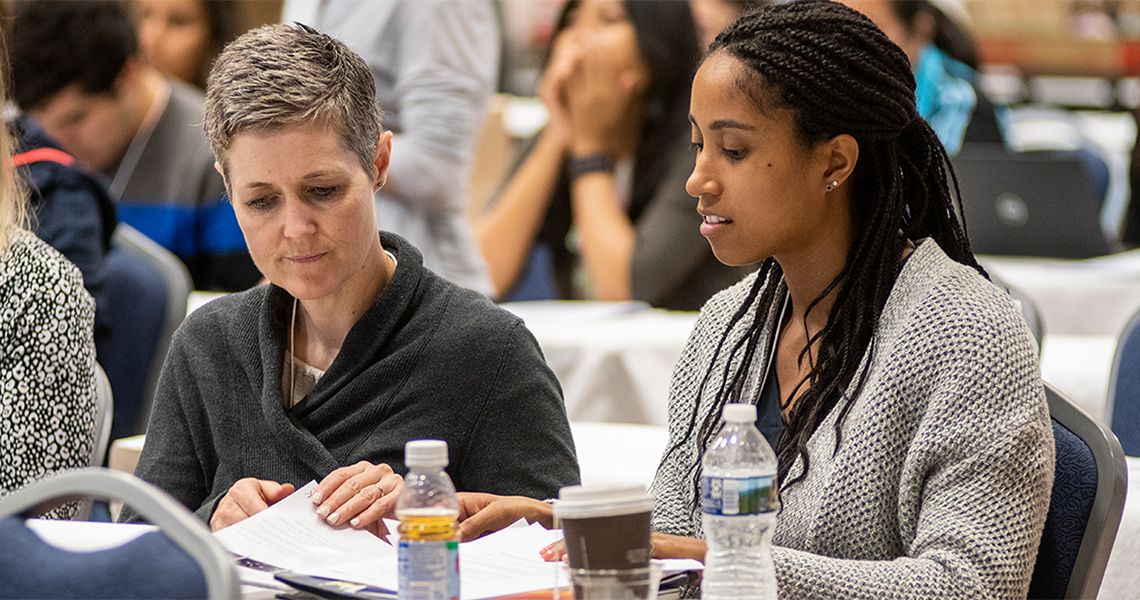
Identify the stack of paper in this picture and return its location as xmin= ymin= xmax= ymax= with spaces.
xmin=214 ymin=481 xmax=701 ymax=599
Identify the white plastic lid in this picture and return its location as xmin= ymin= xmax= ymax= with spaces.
xmin=723 ymin=403 xmax=757 ymax=423
xmin=405 ymin=439 xmax=448 ymax=468
xmin=554 ymin=483 xmax=655 ymax=519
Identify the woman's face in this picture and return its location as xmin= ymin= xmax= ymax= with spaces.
xmin=686 ymin=52 xmax=840 ymax=267
xmin=559 ymin=0 xmax=647 ymax=78
xmin=222 ymin=124 xmax=390 ymax=303
xmin=134 ymin=0 xmax=213 ymax=85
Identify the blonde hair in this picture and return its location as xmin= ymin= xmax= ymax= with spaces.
xmin=0 ymin=29 xmax=29 ymax=253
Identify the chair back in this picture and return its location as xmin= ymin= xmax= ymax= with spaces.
xmin=0 ymin=468 xmax=238 ymax=599
xmin=1107 ymin=308 xmax=1140 ymax=456
xmin=74 ymin=363 xmax=115 ymax=521
xmin=1029 ymin=383 xmax=1128 ymax=599
xmin=91 ymin=362 xmax=113 ymax=468
xmin=101 ymin=225 xmax=190 ymax=440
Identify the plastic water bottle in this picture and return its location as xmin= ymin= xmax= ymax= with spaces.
xmin=701 ymin=403 xmax=778 ymax=599
xmin=397 ymin=440 xmax=459 ymax=600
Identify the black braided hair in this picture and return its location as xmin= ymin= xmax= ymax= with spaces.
xmin=661 ymin=0 xmax=987 ymax=507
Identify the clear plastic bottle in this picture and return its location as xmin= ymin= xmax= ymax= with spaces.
xmin=701 ymin=403 xmax=778 ymax=599
xmin=397 ymin=440 xmax=460 ymax=600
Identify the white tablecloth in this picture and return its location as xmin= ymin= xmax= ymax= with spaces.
xmin=984 ymin=252 xmax=1140 ymax=337
xmin=503 ymin=302 xmax=697 ymax=427
xmin=505 ymin=301 xmax=1119 ymax=425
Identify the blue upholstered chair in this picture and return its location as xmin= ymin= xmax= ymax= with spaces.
xmin=101 ymin=225 xmax=190 ymax=442
xmin=0 ymin=468 xmax=237 ymax=598
xmin=1108 ymin=309 xmax=1140 ymax=457
xmin=1029 ymin=382 xmax=1127 ymax=599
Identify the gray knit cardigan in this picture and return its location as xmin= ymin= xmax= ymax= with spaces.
xmin=650 ymin=239 xmax=1054 ymax=599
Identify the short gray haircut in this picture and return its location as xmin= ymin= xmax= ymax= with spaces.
xmin=205 ymin=23 xmax=382 ymax=175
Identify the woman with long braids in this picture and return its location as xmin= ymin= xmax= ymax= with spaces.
xmin=456 ymin=2 xmax=1053 ymax=596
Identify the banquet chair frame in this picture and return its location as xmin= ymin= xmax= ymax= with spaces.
xmin=0 ymin=468 xmax=238 ymax=598
xmin=1036 ymin=382 xmax=1128 ymax=599
xmin=74 ymin=362 xmax=115 ymax=521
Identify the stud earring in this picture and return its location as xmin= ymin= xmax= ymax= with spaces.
xmin=825 ymin=180 xmax=838 ymax=192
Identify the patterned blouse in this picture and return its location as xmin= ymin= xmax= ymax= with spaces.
xmin=0 ymin=229 xmax=96 ymax=519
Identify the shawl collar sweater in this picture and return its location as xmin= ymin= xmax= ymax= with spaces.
xmin=126 ymin=233 xmax=579 ymax=522
xmin=651 ymin=239 xmax=1053 ymax=598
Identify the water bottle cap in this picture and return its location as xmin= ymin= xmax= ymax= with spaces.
xmin=723 ymin=403 xmax=756 ymax=423
xmin=405 ymin=439 xmax=448 ymax=468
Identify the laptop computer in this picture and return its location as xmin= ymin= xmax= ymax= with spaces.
xmin=950 ymin=144 xmax=1114 ymax=259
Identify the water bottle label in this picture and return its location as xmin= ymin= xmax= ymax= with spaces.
xmin=398 ymin=539 xmax=459 ymax=600
xmin=702 ymin=474 xmax=775 ymax=516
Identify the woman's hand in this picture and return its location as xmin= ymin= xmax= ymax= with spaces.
xmin=312 ymin=461 xmax=404 ymax=532
xmin=537 ymin=31 xmax=583 ymax=148
xmin=650 ymin=532 xmax=707 ymax=562
xmin=564 ymin=37 xmax=648 ymax=156
xmin=210 ymin=478 xmax=296 ymax=531
xmin=456 ymin=493 xmax=554 ymax=542
xmin=535 ymin=533 xmax=709 ymax=564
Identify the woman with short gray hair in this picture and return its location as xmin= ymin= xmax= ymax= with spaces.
xmin=125 ymin=23 xmax=580 ymax=533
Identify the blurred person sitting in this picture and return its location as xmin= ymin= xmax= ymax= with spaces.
xmin=690 ymin=0 xmax=772 ymax=51
xmin=841 ymin=0 xmax=1005 ymax=155
xmin=120 ymin=23 xmax=579 ymax=532
xmin=0 ymin=32 xmax=97 ymax=519
xmin=133 ymin=0 xmax=244 ymax=91
xmin=477 ymin=0 xmax=748 ymax=309
xmin=285 ymin=0 xmax=500 ymax=295
xmin=9 ymin=114 xmax=116 ymax=375
xmin=9 ymin=0 xmax=259 ymax=291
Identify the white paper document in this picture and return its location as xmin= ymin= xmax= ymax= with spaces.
xmin=213 ymin=481 xmax=396 ymax=572
xmin=214 ymin=482 xmax=702 ymax=599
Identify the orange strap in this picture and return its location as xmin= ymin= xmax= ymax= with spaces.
xmin=12 ymin=147 xmax=76 ymax=168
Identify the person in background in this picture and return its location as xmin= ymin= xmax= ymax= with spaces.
xmin=456 ymin=3 xmax=1053 ymax=597
xmin=121 ymin=23 xmax=579 ymax=532
xmin=9 ymin=114 xmax=116 ymax=376
xmin=690 ymin=0 xmax=771 ymax=51
xmin=1126 ymin=110 xmax=1140 ymax=246
xmin=9 ymin=0 xmax=259 ymax=291
xmin=477 ymin=0 xmax=748 ymax=309
xmin=283 ymin=0 xmax=499 ymax=295
xmin=132 ymin=0 xmax=243 ymax=90
xmin=0 ymin=30 xmax=97 ymax=519
xmin=840 ymin=0 xmax=1005 ymax=154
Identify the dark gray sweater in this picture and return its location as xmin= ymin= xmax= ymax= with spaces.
xmin=124 ymin=233 xmax=579 ymax=522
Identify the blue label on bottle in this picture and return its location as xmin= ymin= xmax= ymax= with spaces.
xmin=701 ymin=474 xmax=776 ymax=516
xmin=397 ymin=539 xmax=459 ymax=600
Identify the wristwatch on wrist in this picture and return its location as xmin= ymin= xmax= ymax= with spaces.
xmin=567 ymin=153 xmax=614 ymax=178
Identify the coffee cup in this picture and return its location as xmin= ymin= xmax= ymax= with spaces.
xmin=554 ymin=484 xmax=655 ymax=571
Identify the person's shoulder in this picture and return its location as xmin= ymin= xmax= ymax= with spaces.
xmin=176 ymin=285 xmax=267 ymax=342
xmin=164 ymin=79 xmax=207 ymax=120
xmin=426 ymin=273 xmax=524 ymax=336
xmin=888 ymin=240 xmax=1035 ymax=360
xmin=0 ymin=229 xmax=86 ymax=293
xmin=901 ymin=241 xmax=1021 ymax=322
